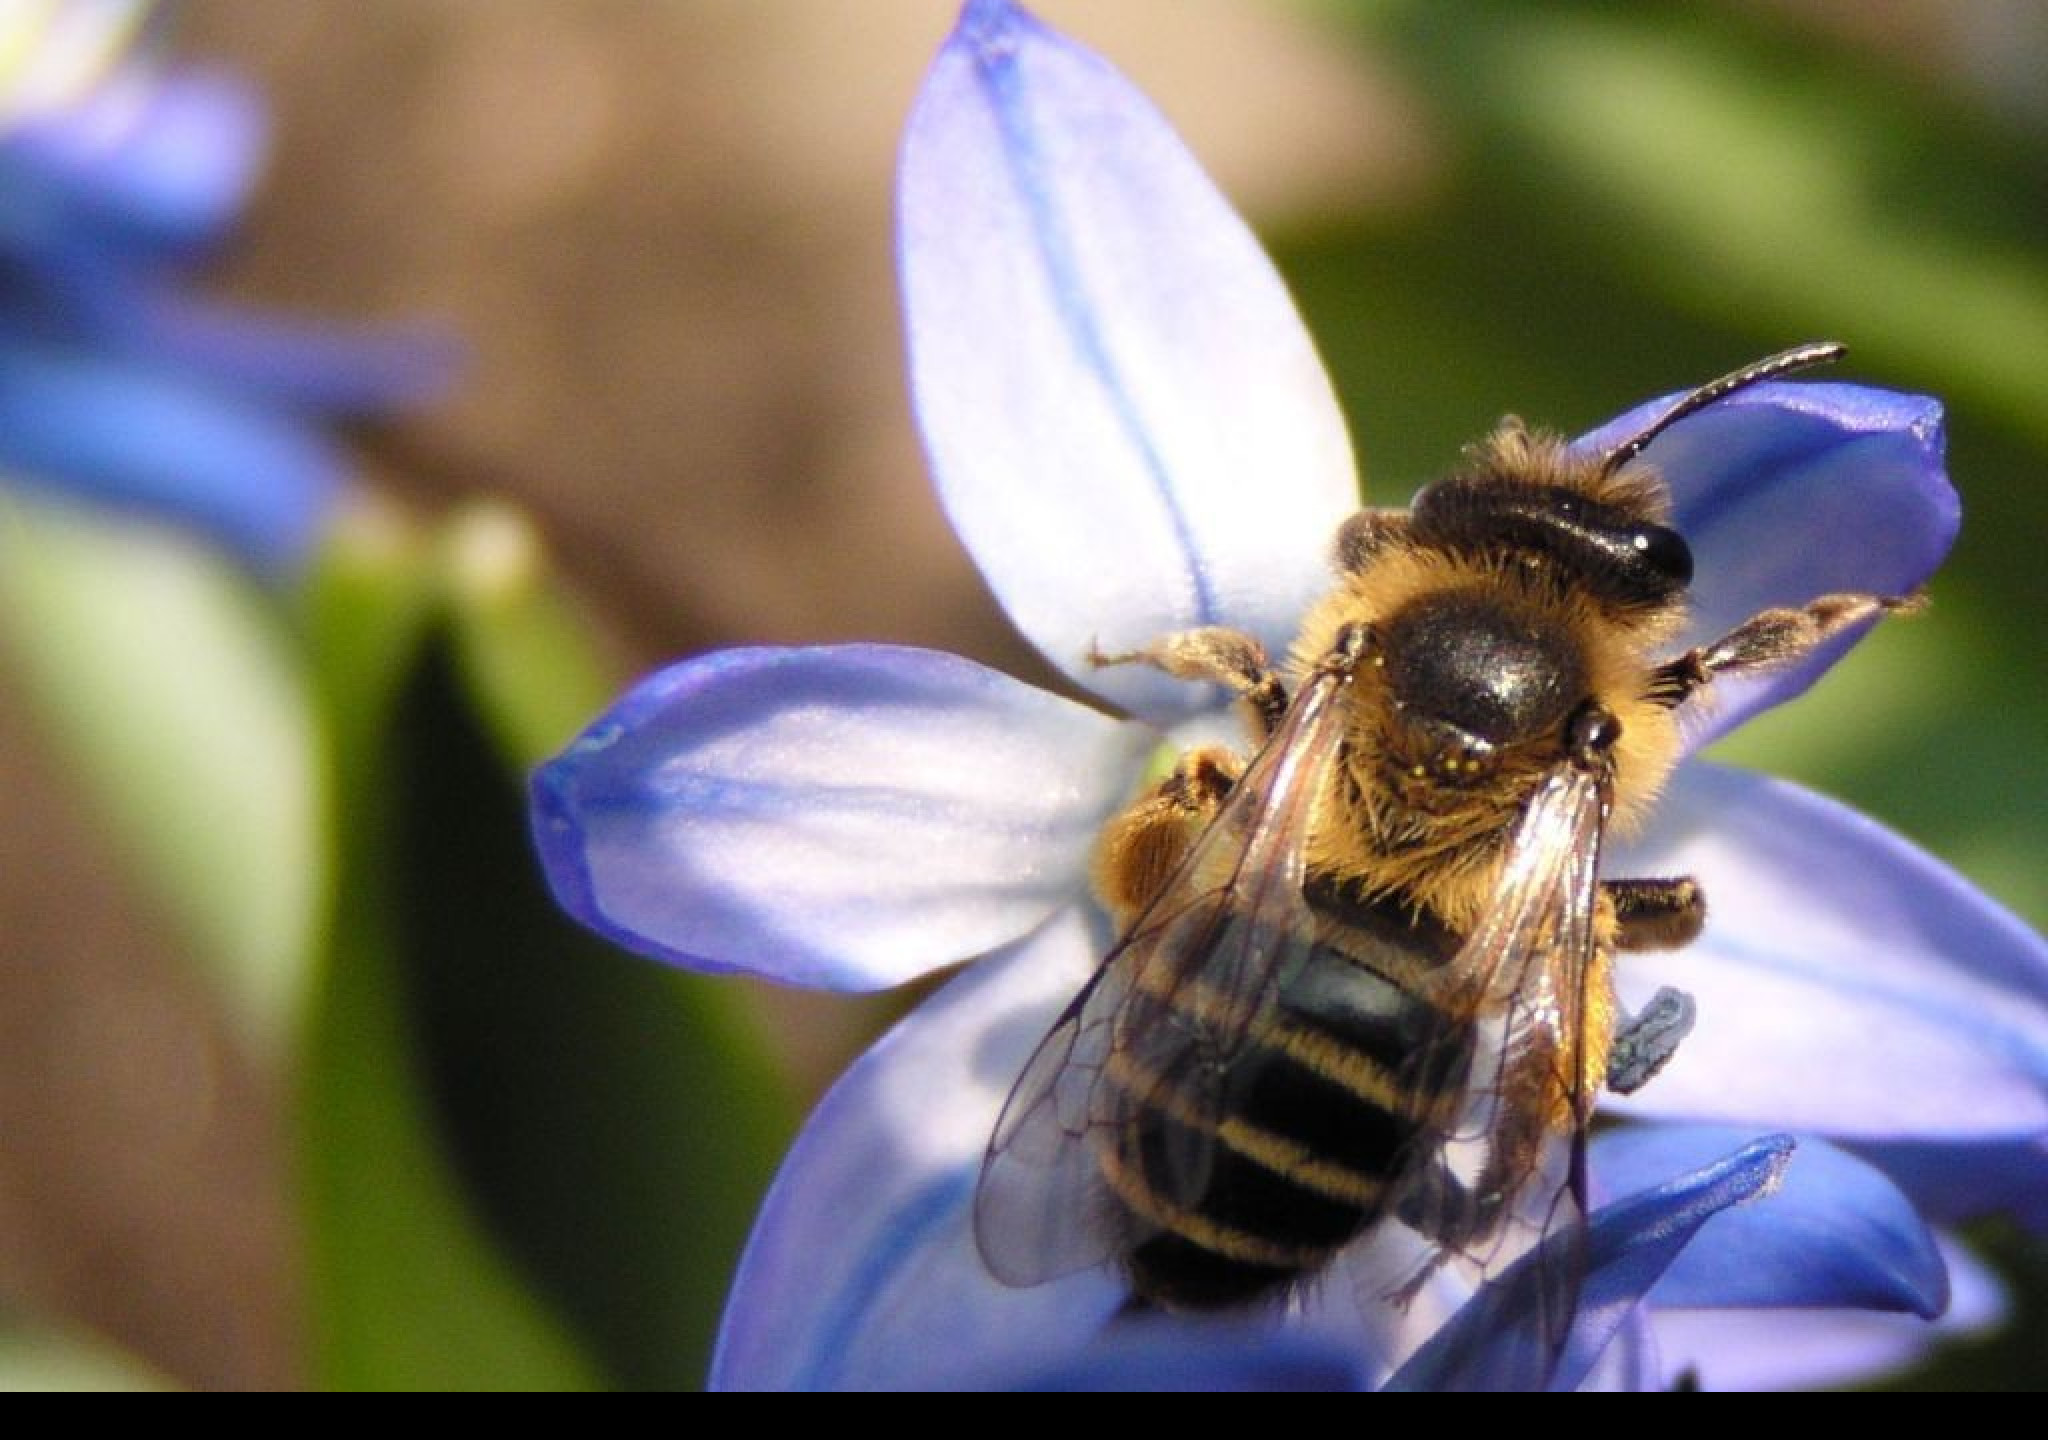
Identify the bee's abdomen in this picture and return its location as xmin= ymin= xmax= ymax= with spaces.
xmin=1108 ymin=932 xmax=1470 ymax=1310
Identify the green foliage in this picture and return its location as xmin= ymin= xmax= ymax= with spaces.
xmin=298 ymin=508 xmax=599 ymax=1390
xmin=296 ymin=507 xmax=797 ymax=1389
xmin=0 ymin=499 xmax=323 ymax=1055
xmin=0 ymin=1310 xmax=171 ymax=1393
xmin=1295 ymin=0 xmax=2048 ymax=936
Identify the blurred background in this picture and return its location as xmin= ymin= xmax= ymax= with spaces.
xmin=0 ymin=0 xmax=2041 ymax=1390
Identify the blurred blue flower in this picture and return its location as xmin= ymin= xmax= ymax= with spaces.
xmin=532 ymin=0 xmax=2044 ymax=1390
xmin=0 ymin=0 xmax=450 ymax=573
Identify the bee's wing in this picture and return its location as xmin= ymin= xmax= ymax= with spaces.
xmin=974 ymin=660 xmax=1357 ymax=1287
xmin=1411 ymin=763 xmax=1610 ymax=1389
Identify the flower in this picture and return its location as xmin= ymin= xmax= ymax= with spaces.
xmin=532 ymin=0 xmax=2046 ymax=1390
xmin=0 ymin=0 xmax=450 ymax=573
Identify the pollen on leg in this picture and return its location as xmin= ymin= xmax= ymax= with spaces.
xmin=1091 ymin=746 xmax=1241 ymax=927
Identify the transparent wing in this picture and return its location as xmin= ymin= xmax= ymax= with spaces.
xmin=1411 ymin=762 xmax=1610 ymax=1389
xmin=974 ymin=656 xmax=1357 ymax=1287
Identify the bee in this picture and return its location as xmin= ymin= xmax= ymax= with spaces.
xmin=972 ymin=343 xmax=1920 ymax=1372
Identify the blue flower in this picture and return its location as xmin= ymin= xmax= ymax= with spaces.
xmin=0 ymin=0 xmax=450 ymax=573
xmin=532 ymin=0 xmax=2042 ymax=1389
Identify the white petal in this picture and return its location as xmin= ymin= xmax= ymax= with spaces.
xmin=1648 ymin=1236 xmax=2005 ymax=1391
xmin=1609 ymin=765 xmax=2048 ymax=1137
xmin=533 ymin=645 xmax=1152 ymax=991
xmin=712 ymin=908 xmax=1125 ymax=1390
xmin=901 ymin=0 xmax=1357 ymax=723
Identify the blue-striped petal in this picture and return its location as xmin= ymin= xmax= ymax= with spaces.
xmin=1576 ymin=381 xmax=1952 ymax=746
xmin=900 ymin=0 xmax=1357 ymax=725
xmin=712 ymin=909 xmax=1125 ymax=1390
xmin=1386 ymin=1135 xmax=1795 ymax=1393
xmin=531 ymin=646 xmax=1152 ymax=992
xmin=1594 ymin=1125 xmax=1946 ymax=1316
xmin=1609 ymin=765 xmax=2048 ymax=1140
xmin=994 ymin=1317 xmax=1367 ymax=1393
xmin=1852 ymin=1135 xmax=2048 ymax=1233
xmin=1647 ymin=1236 xmax=2005 ymax=1391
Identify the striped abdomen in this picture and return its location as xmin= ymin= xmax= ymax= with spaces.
xmin=1104 ymin=891 xmax=1471 ymax=1309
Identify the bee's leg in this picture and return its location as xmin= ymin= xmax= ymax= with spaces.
xmin=1090 ymin=746 xmax=1242 ymax=927
xmin=1601 ymin=878 xmax=1703 ymax=1094
xmin=1394 ymin=1103 xmax=1547 ymax=1256
xmin=1090 ymin=628 xmax=1288 ymax=737
xmin=1386 ymin=1148 xmax=1536 ymax=1310
xmin=1389 ymin=1081 xmax=1595 ymax=1303
xmin=1605 ymin=987 xmax=1697 ymax=1097
xmin=1647 ymin=591 xmax=1924 ymax=708
xmin=1385 ymin=1163 xmax=1485 ymax=1306
xmin=1605 ymin=876 xmax=1706 ymax=951
xmin=1333 ymin=507 xmax=1410 ymax=574
xmin=1394 ymin=1163 xmax=1485 ymax=1248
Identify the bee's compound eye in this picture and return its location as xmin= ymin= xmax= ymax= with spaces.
xmin=1631 ymin=525 xmax=1693 ymax=588
xmin=1565 ymin=701 xmax=1621 ymax=765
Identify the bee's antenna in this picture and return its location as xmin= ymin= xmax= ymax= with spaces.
xmin=1598 ymin=341 xmax=1847 ymax=479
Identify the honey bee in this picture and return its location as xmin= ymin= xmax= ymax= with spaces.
xmin=973 ymin=343 xmax=1920 ymax=1375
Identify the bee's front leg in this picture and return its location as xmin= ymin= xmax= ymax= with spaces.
xmin=1601 ymin=877 xmax=1703 ymax=1095
xmin=1647 ymin=591 xmax=1924 ymax=708
xmin=1089 ymin=746 xmax=1242 ymax=929
xmin=1090 ymin=628 xmax=1288 ymax=738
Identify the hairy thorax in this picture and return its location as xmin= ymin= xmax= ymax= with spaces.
xmin=1292 ymin=546 xmax=1683 ymax=933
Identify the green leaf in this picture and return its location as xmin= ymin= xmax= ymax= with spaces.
xmin=0 ymin=495 xmax=321 ymax=1055
xmin=0 ymin=1313 xmax=173 ymax=1393
xmin=1377 ymin=1 xmax=2048 ymax=451
xmin=397 ymin=640 xmax=795 ymax=1389
xmin=439 ymin=500 xmax=618 ymax=771
xmin=299 ymin=504 xmax=795 ymax=1388
xmin=433 ymin=501 xmax=796 ymax=1387
xmin=298 ymin=507 xmax=599 ymax=1390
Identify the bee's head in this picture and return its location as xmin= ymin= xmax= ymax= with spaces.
xmin=1406 ymin=342 xmax=1848 ymax=620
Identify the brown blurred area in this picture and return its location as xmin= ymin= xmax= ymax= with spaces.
xmin=216 ymin=0 xmax=1421 ymax=667
xmin=0 ymin=1 xmax=1414 ymax=1389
